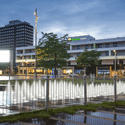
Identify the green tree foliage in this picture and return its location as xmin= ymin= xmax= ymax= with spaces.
xmin=0 ymin=63 xmax=9 ymax=70
xmin=36 ymin=32 xmax=71 ymax=78
xmin=76 ymin=50 xmax=101 ymax=74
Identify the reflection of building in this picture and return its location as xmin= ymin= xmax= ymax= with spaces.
xmin=16 ymin=46 xmax=74 ymax=75
xmin=67 ymin=35 xmax=125 ymax=77
xmin=0 ymin=20 xmax=33 ymax=71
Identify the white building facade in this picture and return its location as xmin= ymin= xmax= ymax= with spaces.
xmin=16 ymin=35 xmax=125 ymax=77
xmin=16 ymin=46 xmax=74 ymax=76
xmin=67 ymin=35 xmax=125 ymax=77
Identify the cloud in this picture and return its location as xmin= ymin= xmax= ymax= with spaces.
xmin=60 ymin=0 xmax=99 ymax=15
xmin=37 ymin=20 xmax=105 ymax=41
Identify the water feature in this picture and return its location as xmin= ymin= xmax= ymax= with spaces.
xmin=0 ymin=79 xmax=125 ymax=115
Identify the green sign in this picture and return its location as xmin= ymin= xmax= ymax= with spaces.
xmin=68 ymin=38 xmax=80 ymax=41
xmin=94 ymin=43 xmax=96 ymax=49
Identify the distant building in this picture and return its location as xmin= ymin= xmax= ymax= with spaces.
xmin=16 ymin=46 xmax=74 ymax=76
xmin=15 ymin=35 xmax=125 ymax=77
xmin=67 ymin=35 xmax=125 ymax=77
xmin=0 ymin=20 xmax=33 ymax=72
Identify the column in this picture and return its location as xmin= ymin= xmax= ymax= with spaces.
xmin=23 ymin=49 xmax=25 ymax=54
xmin=70 ymin=45 xmax=72 ymax=50
xmin=18 ymin=66 xmax=20 ymax=74
xmin=27 ymin=68 xmax=28 ymax=75
xmin=96 ymin=66 xmax=98 ymax=77
xmin=110 ymin=66 xmax=112 ymax=78
xmin=109 ymin=50 xmax=111 ymax=56
xmin=22 ymin=68 xmax=24 ymax=75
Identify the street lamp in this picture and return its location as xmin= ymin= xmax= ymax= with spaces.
xmin=113 ymin=50 xmax=117 ymax=102
xmin=113 ymin=50 xmax=117 ymax=76
xmin=34 ymin=8 xmax=39 ymax=78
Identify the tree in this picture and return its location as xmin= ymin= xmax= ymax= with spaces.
xmin=36 ymin=32 xmax=71 ymax=78
xmin=76 ymin=49 xmax=101 ymax=75
xmin=0 ymin=63 xmax=9 ymax=70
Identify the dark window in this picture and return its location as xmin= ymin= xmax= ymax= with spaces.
xmin=85 ymin=45 xmax=89 ymax=49
xmin=68 ymin=61 xmax=71 ymax=65
xmin=77 ymin=46 xmax=80 ymax=50
xmin=105 ymin=43 xmax=109 ymax=47
xmin=77 ymin=53 xmax=80 ymax=57
xmin=113 ymin=43 xmax=117 ymax=47
xmin=106 ymin=52 xmax=109 ymax=56
xmin=54 ymin=70 xmax=58 ymax=75
xmin=24 ymin=56 xmax=26 ymax=59
xmin=24 ymin=70 xmax=26 ymax=74
xmin=91 ymin=45 xmax=93 ymax=49
xmin=113 ymin=60 xmax=118 ymax=64
xmin=20 ymin=70 xmax=22 ymax=74
xmin=97 ymin=44 xmax=102 ymax=48
xmin=72 ymin=46 xmax=75 ymax=50
xmin=119 ymin=60 xmax=123 ymax=65
xmin=100 ymin=52 xmax=102 ymax=56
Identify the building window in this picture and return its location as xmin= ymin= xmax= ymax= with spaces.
xmin=77 ymin=46 xmax=80 ymax=50
xmin=77 ymin=53 xmax=80 ymax=57
xmin=72 ymin=46 xmax=75 ymax=50
xmin=85 ymin=45 xmax=89 ymax=49
xmin=68 ymin=61 xmax=71 ymax=65
xmin=20 ymin=70 xmax=22 ymax=74
xmin=97 ymin=44 xmax=102 ymax=48
xmin=91 ymin=45 xmax=93 ymax=49
xmin=105 ymin=43 xmax=109 ymax=47
xmin=100 ymin=52 xmax=102 ymax=56
xmin=113 ymin=43 xmax=117 ymax=47
xmin=106 ymin=51 xmax=109 ymax=56
xmin=119 ymin=60 xmax=123 ymax=65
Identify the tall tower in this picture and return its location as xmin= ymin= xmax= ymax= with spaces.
xmin=34 ymin=8 xmax=39 ymax=77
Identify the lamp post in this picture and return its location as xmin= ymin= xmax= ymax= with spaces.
xmin=113 ymin=50 xmax=117 ymax=102
xmin=34 ymin=8 xmax=39 ymax=78
xmin=113 ymin=50 xmax=117 ymax=76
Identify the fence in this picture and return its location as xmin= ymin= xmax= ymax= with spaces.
xmin=0 ymin=74 xmax=125 ymax=115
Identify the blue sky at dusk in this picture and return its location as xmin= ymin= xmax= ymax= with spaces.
xmin=0 ymin=0 xmax=125 ymax=45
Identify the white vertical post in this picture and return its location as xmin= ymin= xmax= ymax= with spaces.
xmin=34 ymin=8 xmax=39 ymax=78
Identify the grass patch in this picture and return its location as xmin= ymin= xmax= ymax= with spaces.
xmin=0 ymin=80 xmax=8 ymax=84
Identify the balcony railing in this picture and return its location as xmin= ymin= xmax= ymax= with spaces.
xmin=67 ymin=55 xmax=125 ymax=61
xmin=17 ymin=52 xmax=35 ymax=54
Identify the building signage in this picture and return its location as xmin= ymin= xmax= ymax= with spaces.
xmin=68 ymin=38 xmax=86 ymax=41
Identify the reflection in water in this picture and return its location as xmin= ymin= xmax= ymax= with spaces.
xmin=84 ymin=110 xmax=87 ymax=123
xmin=113 ymin=110 xmax=116 ymax=125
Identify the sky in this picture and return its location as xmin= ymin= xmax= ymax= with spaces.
xmin=0 ymin=0 xmax=125 ymax=45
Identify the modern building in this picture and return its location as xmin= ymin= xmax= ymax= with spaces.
xmin=67 ymin=35 xmax=125 ymax=77
xmin=0 ymin=20 xmax=33 ymax=72
xmin=16 ymin=46 xmax=74 ymax=76
xmin=16 ymin=35 xmax=125 ymax=77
